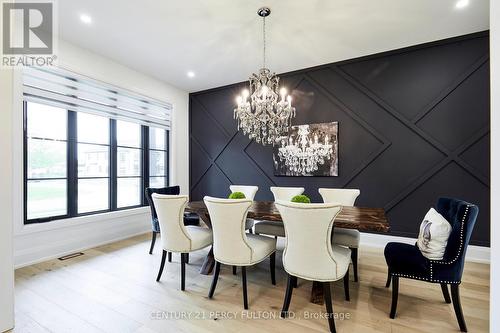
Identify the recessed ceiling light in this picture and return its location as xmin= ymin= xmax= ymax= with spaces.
xmin=187 ymin=71 xmax=195 ymax=78
xmin=80 ymin=14 xmax=92 ymax=24
xmin=455 ymin=0 xmax=469 ymax=9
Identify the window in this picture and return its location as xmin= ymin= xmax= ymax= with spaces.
xmin=149 ymin=127 xmax=168 ymax=188
xmin=116 ymin=120 xmax=142 ymax=208
xmin=77 ymin=113 xmax=110 ymax=214
xmin=22 ymin=67 xmax=171 ymax=224
xmin=26 ymin=103 xmax=68 ymax=220
xmin=24 ymin=102 xmax=170 ymax=224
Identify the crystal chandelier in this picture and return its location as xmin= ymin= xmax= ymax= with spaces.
xmin=278 ymin=125 xmax=334 ymax=174
xmin=234 ymin=7 xmax=296 ymax=146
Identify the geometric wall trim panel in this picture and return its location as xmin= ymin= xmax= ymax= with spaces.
xmin=190 ymin=31 xmax=490 ymax=246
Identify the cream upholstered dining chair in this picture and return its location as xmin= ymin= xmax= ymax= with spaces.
xmin=319 ymin=188 xmax=361 ymax=282
xmin=204 ymin=196 xmax=277 ymax=309
xmin=229 ymin=185 xmax=258 ymax=200
xmin=229 ymin=185 xmax=259 ymax=275
xmin=275 ymin=200 xmax=351 ymax=333
xmin=152 ymin=194 xmax=213 ymax=291
xmin=254 ymin=186 xmax=305 ymax=238
xmin=230 ymin=185 xmax=258 ymax=233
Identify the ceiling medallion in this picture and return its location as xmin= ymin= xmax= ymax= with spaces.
xmin=234 ymin=7 xmax=296 ymax=146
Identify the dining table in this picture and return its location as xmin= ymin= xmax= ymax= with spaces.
xmin=185 ymin=200 xmax=390 ymax=305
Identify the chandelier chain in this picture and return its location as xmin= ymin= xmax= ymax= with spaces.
xmin=262 ymin=16 xmax=266 ymax=68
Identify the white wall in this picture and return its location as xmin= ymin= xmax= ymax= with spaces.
xmin=0 ymin=68 xmax=15 ymax=332
xmin=490 ymin=0 xmax=499 ymax=329
xmin=12 ymin=39 xmax=190 ymax=268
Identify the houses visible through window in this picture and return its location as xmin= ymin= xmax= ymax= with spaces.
xmin=77 ymin=112 xmax=111 ymax=214
xmin=24 ymin=101 xmax=170 ymax=224
xmin=26 ymin=103 xmax=68 ymax=220
xmin=116 ymin=120 xmax=143 ymax=208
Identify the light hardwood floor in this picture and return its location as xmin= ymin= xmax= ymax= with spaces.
xmin=12 ymin=233 xmax=489 ymax=333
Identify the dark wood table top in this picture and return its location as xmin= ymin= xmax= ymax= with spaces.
xmin=186 ymin=200 xmax=390 ymax=233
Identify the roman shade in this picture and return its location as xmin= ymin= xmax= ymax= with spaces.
xmin=22 ymin=66 xmax=171 ymax=129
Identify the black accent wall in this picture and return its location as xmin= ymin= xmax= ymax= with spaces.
xmin=189 ymin=32 xmax=490 ymax=246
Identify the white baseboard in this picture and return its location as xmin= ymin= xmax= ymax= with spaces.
xmin=14 ymin=217 xmax=490 ymax=269
xmin=360 ymin=232 xmax=490 ymax=264
xmin=14 ymin=211 xmax=151 ymax=269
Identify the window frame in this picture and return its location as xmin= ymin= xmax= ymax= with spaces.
xmin=115 ymin=120 xmax=144 ymax=211
xmin=71 ymin=111 xmax=111 ymax=216
xmin=24 ymin=102 xmax=70 ymax=223
xmin=148 ymin=127 xmax=169 ymax=190
xmin=23 ymin=101 xmax=170 ymax=224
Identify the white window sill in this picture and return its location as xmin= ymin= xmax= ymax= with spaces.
xmin=15 ymin=206 xmax=150 ymax=236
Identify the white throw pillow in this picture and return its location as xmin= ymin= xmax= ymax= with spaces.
xmin=416 ymin=208 xmax=452 ymax=260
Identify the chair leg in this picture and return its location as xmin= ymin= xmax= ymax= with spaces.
xmin=293 ymin=277 xmax=298 ymax=288
xmin=241 ymin=266 xmax=248 ymax=310
xmin=149 ymin=232 xmax=157 ymax=254
xmin=441 ymin=283 xmax=451 ymax=303
xmin=270 ymin=252 xmax=276 ymax=285
xmin=233 ymin=266 xmax=237 ymax=275
xmin=180 ymin=253 xmax=186 ymax=291
xmin=323 ymin=282 xmax=336 ymax=333
xmin=248 ymin=228 xmax=253 ymax=234
xmin=186 ymin=253 xmax=189 ymax=264
xmin=275 ymin=236 xmax=278 ymax=240
xmin=168 ymin=252 xmax=172 ymax=262
xmin=281 ymin=274 xmax=295 ymax=318
xmin=351 ymin=247 xmax=358 ymax=282
xmin=451 ymin=284 xmax=468 ymax=332
xmin=208 ymin=261 xmax=221 ymax=298
xmin=385 ymin=270 xmax=391 ymax=288
xmin=156 ymin=250 xmax=167 ymax=282
xmin=343 ymin=267 xmax=350 ymax=301
xmin=390 ymin=275 xmax=399 ymax=319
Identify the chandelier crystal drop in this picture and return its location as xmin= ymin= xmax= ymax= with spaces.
xmin=234 ymin=7 xmax=296 ymax=146
xmin=278 ymin=125 xmax=334 ymax=174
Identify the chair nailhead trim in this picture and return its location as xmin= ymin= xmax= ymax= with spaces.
xmin=431 ymin=204 xmax=470 ymax=266
xmin=392 ymin=273 xmax=460 ymax=284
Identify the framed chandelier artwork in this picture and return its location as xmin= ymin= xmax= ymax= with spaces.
xmin=273 ymin=122 xmax=339 ymax=177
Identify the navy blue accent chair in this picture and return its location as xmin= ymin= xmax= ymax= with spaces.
xmin=145 ymin=186 xmax=200 ymax=257
xmin=384 ymin=197 xmax=479 ymax=332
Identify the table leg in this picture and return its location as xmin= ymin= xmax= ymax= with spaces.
xmin=200 ymin=246 xmax=215 ymax=275
xmin=310 ymin=281 xmax=325 ymax=305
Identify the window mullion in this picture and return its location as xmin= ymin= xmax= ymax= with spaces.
xmin=68 ymin=111 xmax=78 ymax=217
xmin=23 ymin=101 xmax=28 ymax=223
xmin=166 ymin=130 xmax=170 ymax=187
xmin=110 ymin=119 xmax=117 ymax=210
xmin=142 ymin=126 xmax=149 ymax=205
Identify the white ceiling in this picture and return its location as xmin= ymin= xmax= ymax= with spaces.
xmin=57 ymin=0 xmax=489 ymax=92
